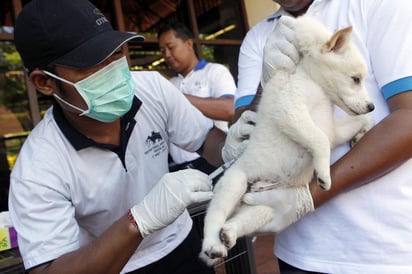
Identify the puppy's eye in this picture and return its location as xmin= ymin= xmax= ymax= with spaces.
xmin=352 ymin=76 xmax=360 ymax=84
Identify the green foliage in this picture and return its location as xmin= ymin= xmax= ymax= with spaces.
xmin=0 ymin=41 xmax=27 ymax=111
xmin=201 ymin=45 xmax=215 ymax=62
xmin=0 ymin=41 xmax=23 ymax=70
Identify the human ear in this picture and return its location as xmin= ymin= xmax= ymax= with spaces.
xmin=29 ymin=70 xmax=56 ymax=96
xmin=186 ymin=38 xmax=194 ymax=50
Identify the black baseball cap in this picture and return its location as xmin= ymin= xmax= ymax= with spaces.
xmin=14 ymin=0 xmax=144 ymax=71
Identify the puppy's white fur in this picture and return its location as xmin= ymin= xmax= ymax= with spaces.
xmin=200 ymin=16 xmax=375 ymax=265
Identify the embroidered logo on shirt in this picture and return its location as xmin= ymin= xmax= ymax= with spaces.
xmin=145 ymin=131 xmax=167 ymax=158
xmin=145 ymin=131 xmax=162 ymax=145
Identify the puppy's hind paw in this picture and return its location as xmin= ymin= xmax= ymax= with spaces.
xmin=199 ymin=251 xmax=224 ymax=266
xmin=201 ymin=242 xmax=228 ymax=262
xmin=221 ymin=223 xmax=238 ymax=249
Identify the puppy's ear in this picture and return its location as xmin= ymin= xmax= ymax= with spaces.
xmin=322 ymin=26 xmax=353 ymax=53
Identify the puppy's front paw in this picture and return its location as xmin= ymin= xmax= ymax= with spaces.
xmin=350 ymin=134 xmax=362 ymax=147
xmin=314 ymin=170 xmax=331 ymax=191
xmin=350 ymin=114 xmax=374 ymax=147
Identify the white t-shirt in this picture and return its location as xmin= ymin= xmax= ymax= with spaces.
xmin=8 ymin=71 xmax=213 ymax=273
xmin=169 ymin=59 xmax=236 ymax=164
xmin=237 ymin=0 xmax=412 ymax=273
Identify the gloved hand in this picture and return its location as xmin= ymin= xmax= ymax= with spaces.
xmin=261 ymin=15 xmax=300 ymax=88
xmin=242 ymin=184 xmax=314 ymax=233
xmin=130 ymin=169 xmax=213 ymax=238
xmin=222 ymin=110 xmax=257 ymax=162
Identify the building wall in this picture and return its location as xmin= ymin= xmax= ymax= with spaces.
xmin=244 ymin=0 xmax=279 ymax=28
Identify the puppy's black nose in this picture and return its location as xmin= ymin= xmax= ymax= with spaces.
xmin=368 ymin=103 xmax=375 ymax=112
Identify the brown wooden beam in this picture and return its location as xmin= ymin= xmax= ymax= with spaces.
xmin=12 ymin=0 xmax=23 ymax=19
xmin=112 ymin=0 xmax=133 ymax=65
xmin=200 ymin=39 xmax=243 ymax=46
xmin=186 ymin=0 xmax=202 ymax=58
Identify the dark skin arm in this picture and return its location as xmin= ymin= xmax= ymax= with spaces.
xmin=197 ymin=126 xmax=227 ymax=167
xmin=310 ymin=90 xmax=412 ymax=207
xmin=185 ymin=95 xmax=234 ymax=121
xmin=232 ymin=84 xmax=263 ymax=122
xmin=30 ymin=215 xmax=142 ymax=274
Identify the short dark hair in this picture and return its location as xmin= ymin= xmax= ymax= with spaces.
xmin=157 ymin=22 xmax=194 ymax=41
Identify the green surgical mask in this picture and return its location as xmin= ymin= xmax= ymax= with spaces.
xmin=44 ymin=56 xmax=135 ymax=122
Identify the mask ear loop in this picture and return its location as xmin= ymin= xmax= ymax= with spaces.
xmin=43 ymin=70 xmax=89 ymax=116
xmin=53 ymin=93 xmax=88 ymax=115
xmin=43 ymin=70 xmax=76 ymax=86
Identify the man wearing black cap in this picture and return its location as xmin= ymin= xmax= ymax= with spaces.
xmin=7 ymin=0 xmax=254 ymax=273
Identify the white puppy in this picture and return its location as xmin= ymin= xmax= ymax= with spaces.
xmin=200 ymin=16 xmax=375 ymax=265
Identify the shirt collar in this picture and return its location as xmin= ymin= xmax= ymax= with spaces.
xmin=53 ymin=96 xmax=142 ymax=151
xmin=267 ymin=10 xmax=285 ymax=22
xmin=177 ymin=59 xmax=208 ymax=79
xmin=194 ymin=59 xmax=208 ymax=71
xmin=267 ymin=0 xmax=330 ymax=21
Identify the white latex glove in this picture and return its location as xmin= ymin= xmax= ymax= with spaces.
xmin=131 ymin=169 xmax=213 ymax=238
xmin=261 ymin=15 xmax=300 ymax=88
xmin=242 ymin=184 xmax=314 ymax=233
xmin=222 ymin=110 xmax=257 ymax=162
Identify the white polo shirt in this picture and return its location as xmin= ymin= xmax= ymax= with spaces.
xmin=237 ymin=0 xmax=412 ymax=273
xmin=169 ymin=59 xmax=236 ymax=164
xmin=8 ymin=71 xmax=213 ymax=273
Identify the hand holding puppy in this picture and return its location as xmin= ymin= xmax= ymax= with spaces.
xmin=261 ymin=15 xmax=300 ymax=88
xmin=222 ymin=110 xmax=257 ymax=162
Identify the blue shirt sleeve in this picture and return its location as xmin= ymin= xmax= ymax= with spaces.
xmin=235 ymin=95 xmax=255 ymax=109
xmin=382 ymin=76 xmax=412 ymax=100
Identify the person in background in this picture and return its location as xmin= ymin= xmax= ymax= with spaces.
xmin=234 ymin=0 xmax=412 ymax=273
xmin=8 ymin=0 xmax=253 ymax=273
xmin=158 ymin=22 xmax=236 ymax=174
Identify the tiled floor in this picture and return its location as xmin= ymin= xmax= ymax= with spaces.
xmin=252 ymin=235 xmax=280 ymax=274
